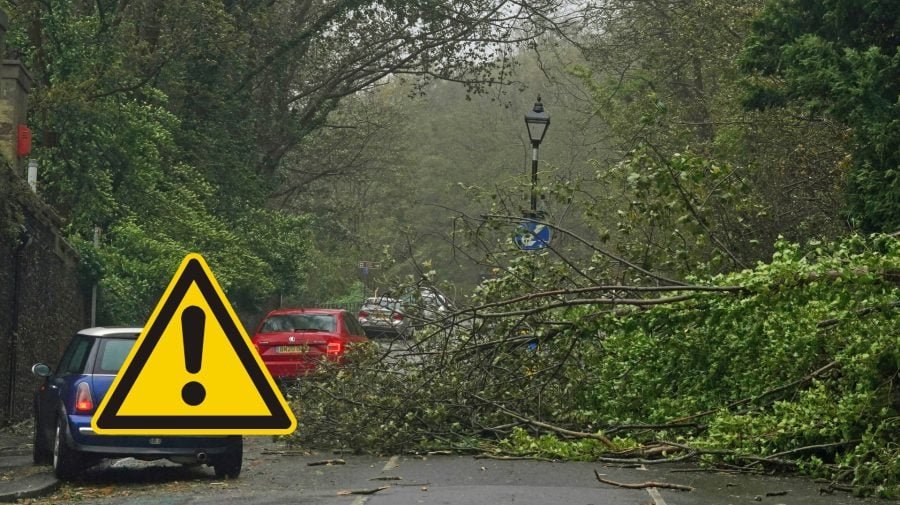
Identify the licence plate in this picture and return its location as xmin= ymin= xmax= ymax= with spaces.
xmin=276 ymin=345 xmax=306 ymax=354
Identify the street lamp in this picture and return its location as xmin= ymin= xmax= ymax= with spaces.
xmin=524 ymin=95 xmax=550 ymax=216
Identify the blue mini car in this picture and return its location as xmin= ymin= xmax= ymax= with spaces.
xmin=31 ymin=327 xmax=242 ymax=480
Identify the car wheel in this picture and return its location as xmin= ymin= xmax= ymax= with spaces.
xmin=32 ymin=412 xmax=53 ymax=465
xmin=213 ymin=437 xmax=242 ymax=479
xmin=53 ymin=415 xmax=83 ymax=480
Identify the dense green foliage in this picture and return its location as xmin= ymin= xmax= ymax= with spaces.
xmin=740 ymin=0 xmax=900 ymax=232
xmin=287 ymin=234 xmax=899 ymax=496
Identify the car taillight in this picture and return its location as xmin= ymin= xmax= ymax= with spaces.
xmin=358 ymin=311 xmax=368 ymax=319
xmin=74 ymin=382 xmax=93 ymax=413
xmin=392 ymin=313 xmax=404 ymax=321
xmin=326 ymin=341 xmax=344 ymax=356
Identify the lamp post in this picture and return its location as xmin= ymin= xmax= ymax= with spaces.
xmin=524 ymin=95 xmax=550 ymax=217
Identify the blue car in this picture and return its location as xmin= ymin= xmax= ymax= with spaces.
xmin=31 ymin=327 xmax=243 ymax=480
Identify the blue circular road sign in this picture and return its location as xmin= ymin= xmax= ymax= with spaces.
xmin=515 ymin=220 xmax=552 ymax=250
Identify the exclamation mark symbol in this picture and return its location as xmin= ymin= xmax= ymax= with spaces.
xmin=181 ymin=306 xmax=206 ymax=406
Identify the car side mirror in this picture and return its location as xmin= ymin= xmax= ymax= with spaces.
xmin=31 ymin=363 xmax=51 ymax=377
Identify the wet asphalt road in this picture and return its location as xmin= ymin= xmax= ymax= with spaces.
xmin=26 ymin=436 xmax=887 ymax=505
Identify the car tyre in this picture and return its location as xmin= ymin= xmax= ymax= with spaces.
xmin=53 ymin=415 xmax=82 ymax=480
xmin=213 ymin=437 xmax=242 ymax=479
xmin=32 ymin=412 xmax=52 ymax=465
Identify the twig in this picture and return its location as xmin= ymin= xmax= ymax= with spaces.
xmin=609 ymin=443 xmax=683 ymax=458
xmin=475 ymin=454 xmax=557 ymax=462
xmin=308 ymin=458 xmax=347 ymax=466
xmin=594 ymin=469 xmax=694 ymax=491
xmin=337 ymin=486 xmax=391 ymax=496
xmin=764 ymin=440 xmax=859 ymax=461
xmin=819 ymin=483 xmax=855 ymax=494
xmin=606 ymin=422 xmax=703 ymax=434
xmin=670 ymin=467 xmax=762 ymax=475
xmin=262 ymin=449 xmax=311 ymax=456
xmin=596 ymin=452 xmax=698 ymax=465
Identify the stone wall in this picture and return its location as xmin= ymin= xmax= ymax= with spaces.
xmin=0 ymin=163 xmax=88 ymax=424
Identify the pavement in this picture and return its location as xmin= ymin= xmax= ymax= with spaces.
xmin=0 ymin=421 xmax=59 ymax=503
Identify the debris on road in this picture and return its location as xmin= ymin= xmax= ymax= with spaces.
xmin=307 ymin=459 xmax=346 ymax=466
xmin=594 ymin=469 xmax=694 ymax=491
xmin=336 ymin=485 xmax=391 ymax=495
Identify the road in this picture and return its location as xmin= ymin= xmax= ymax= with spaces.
xmin=25 ymin=436 xmax=884 ymax=505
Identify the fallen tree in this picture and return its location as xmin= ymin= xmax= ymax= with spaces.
xmin=284 ymin=234 xmax=899 ymax=498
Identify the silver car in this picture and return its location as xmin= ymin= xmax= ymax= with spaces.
xmin=357 ymin=297 xmax=412 ymax=339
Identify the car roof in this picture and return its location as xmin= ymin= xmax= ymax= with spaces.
xmin=265 ymin=308 xmax=345 ymax=316
xmin=76 ymin=327 xmax=143 ymax=337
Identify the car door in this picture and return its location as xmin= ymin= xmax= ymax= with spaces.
xmin=37 ymin=334 xmax=93 ymax=439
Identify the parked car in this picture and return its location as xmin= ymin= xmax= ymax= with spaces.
xmin=251 ymin=308 xmax=369 ymax=378
xmin=410 ymin=287 xmax=455 ymax=321
xmin=357 ymin=297 xmax=412 ymax=339
xmin=31 ymin=327 xmax=243 ymax=480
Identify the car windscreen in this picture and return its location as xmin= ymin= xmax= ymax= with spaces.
xmin=363 ymin=300 xmax=401 ymax=312
xmin=260 ymin=314 xmax=336 ymax=332
xmin=93 ymin=338 xmax=137 ymax=374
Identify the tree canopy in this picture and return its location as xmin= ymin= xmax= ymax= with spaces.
xmin=740 ymin=0 xmax=899 ymax=232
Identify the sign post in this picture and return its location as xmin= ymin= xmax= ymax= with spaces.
xmin=358 ymin=261 xmax=380 ymax=300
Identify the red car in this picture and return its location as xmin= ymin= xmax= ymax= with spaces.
xmin=251 ymin=308 xmax=369 ymax=378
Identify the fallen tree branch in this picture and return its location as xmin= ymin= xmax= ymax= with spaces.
xmin=479 ymin=295 xmax=696 ymax=318
xmin=471 ymin=284 xmax=745 ymax=313
xmin=658 ymin=440 xmax=803 ymax=470
xmin=481 ymin=214 xmax=688 ymax=286
xmin=596 ymin=452 xmax=698 ymax=465
xmin=608 ymin=443 xmax=685 ymax=458
xmin=472 ymin=395 xmax=617 ymax=450
xmin=605 ymin=422 xmax=704 ymax=434
xmin=594 ymin=470 xmax=694 ymax=491
xmin=475 ymin=454 xmax=557 ymax=462
xmin=817 ymin=301 xmax=899 ymax=329
xmin=764 ymin=440 xmax=860 ymax=461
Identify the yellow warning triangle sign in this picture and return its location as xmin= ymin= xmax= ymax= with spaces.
xmin=92 ymin=253 xmax=297 ymax=435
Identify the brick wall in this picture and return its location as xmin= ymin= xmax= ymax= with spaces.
xmin=0 ymin=163 xmax=88 ymax=425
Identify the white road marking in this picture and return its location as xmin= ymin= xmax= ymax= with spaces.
xmin=382 ymin=455 xmax=400 ymax=472
xmin=350 ymin=496 xmax=368 ymax=505
xmin=647 ymin=487 xmax=667 ymax=505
